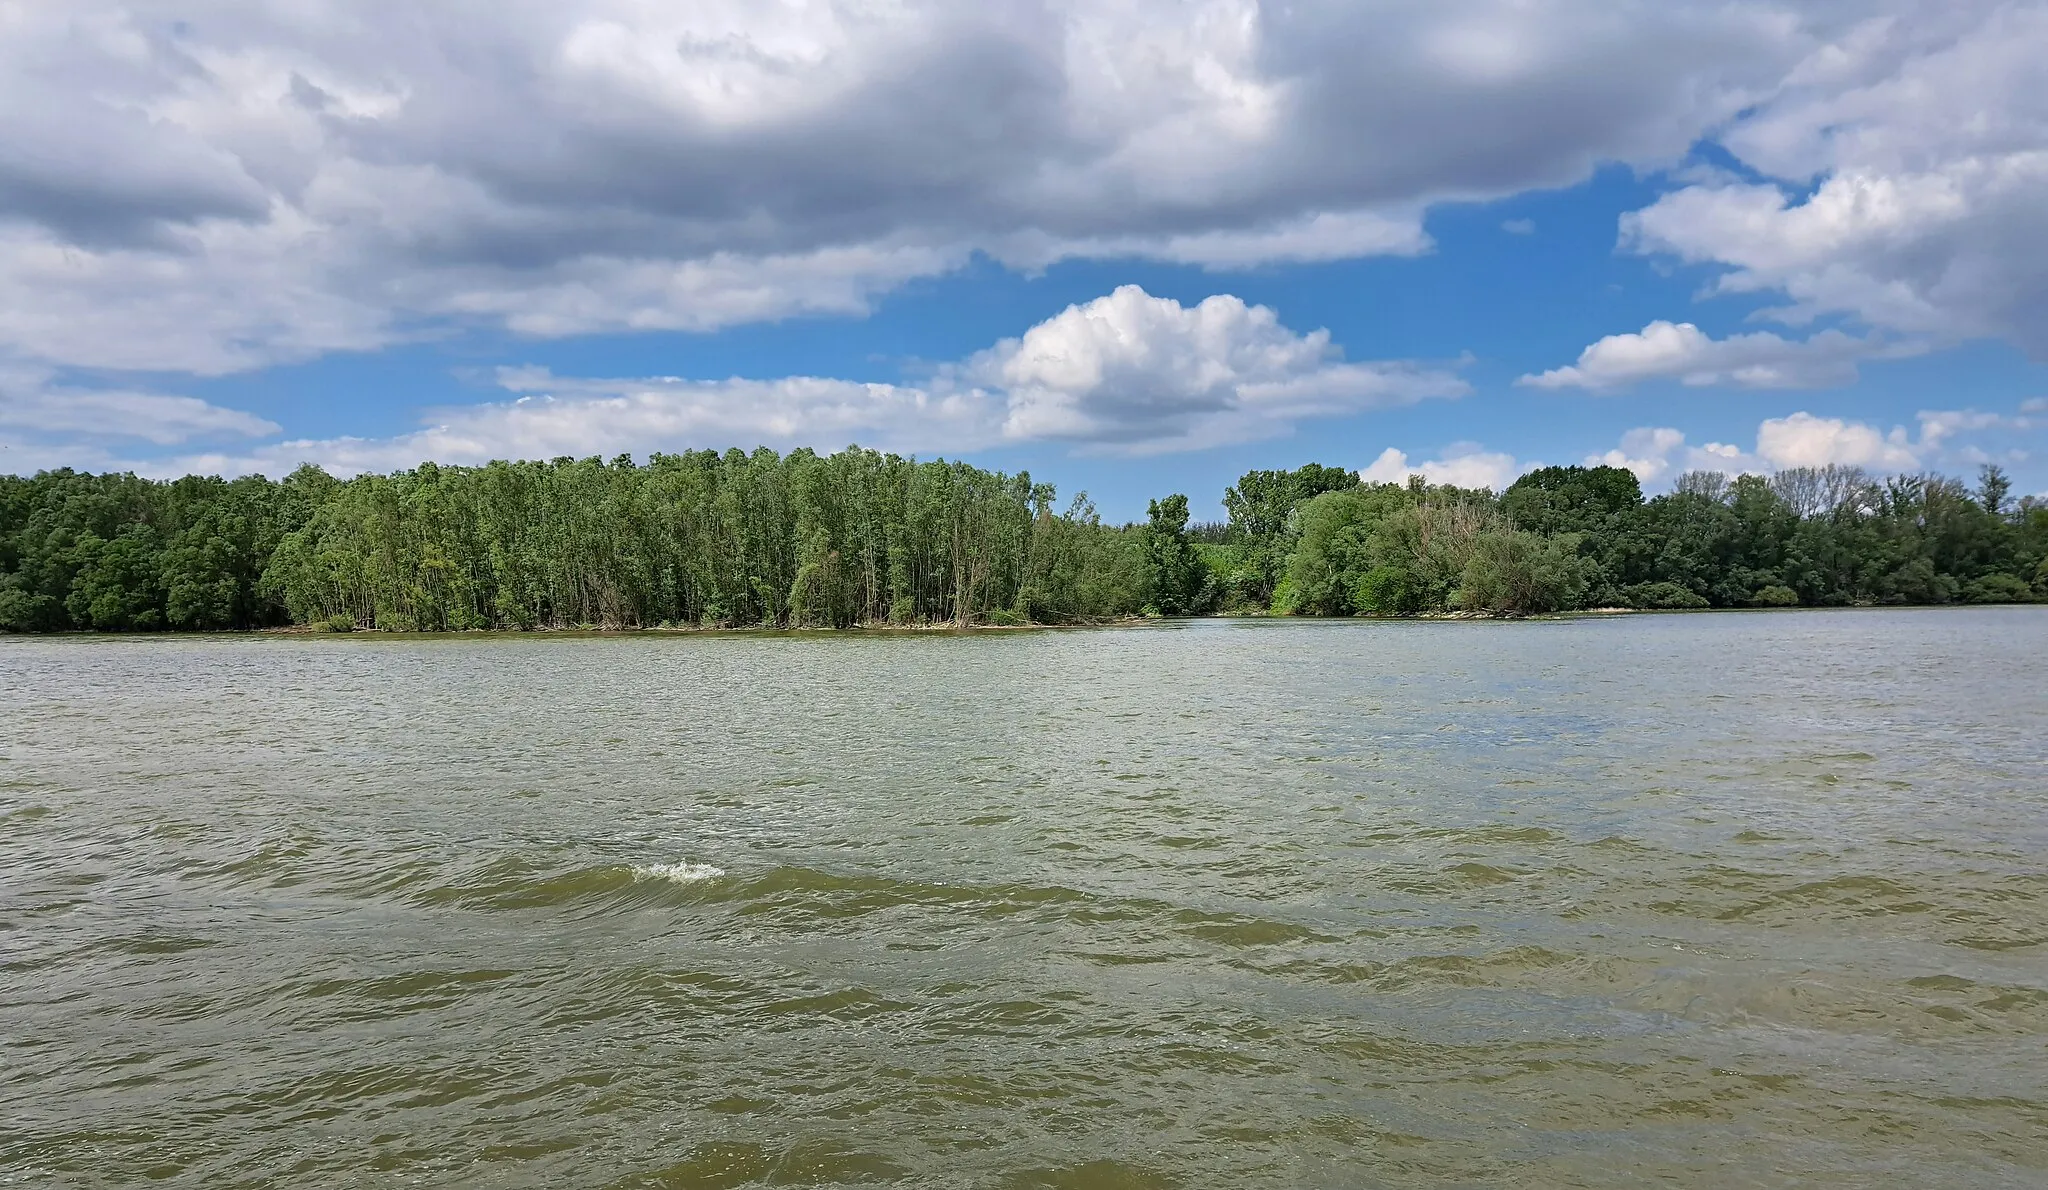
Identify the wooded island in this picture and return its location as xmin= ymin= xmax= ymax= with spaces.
xmin=3 ymin=449 xmax=2043 ymax=633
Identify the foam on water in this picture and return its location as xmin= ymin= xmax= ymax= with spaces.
xmin=632 ymin=860 xmax=727 ymax=884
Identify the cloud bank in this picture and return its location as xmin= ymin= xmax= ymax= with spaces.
xmin=1585 ymin=407 xmax=2035 ymax=485
xmin=1361 ymin=401 xmax=2042 ymax=496
xmin=0 ymin=0 xmax=1917 ymax=376
xmin=116 ymin=287 xmax=1466 ymax=475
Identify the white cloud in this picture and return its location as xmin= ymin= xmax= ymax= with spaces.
xmin=995 ymin=211 xmax=1434 ymax=273
xmin=1589 ymin=402 xmax=2047 ymax=489
xmin=0 ymin=390 xmax=276 ymax=446
xmin=174 ymin=375 xmax=998 ymax=478
xmin=1755 ymin=411 xmax=1921 ymax=470
xmin=1916 ymin=408 xmax=2011 ymax=449
xmin=159 ymin=286 xmax=1465 ymax=475
xmin=968 ymin=286 xmax=1465 ymax=453
xmin=1359 ymin=443 xmax=1525 ymax=491
xmin=1585 ymin=426 xmax=1762 ymax=483
xmin=0 ymin=436 xmax=143 ymax=477
xmin=0 ymin=367 xmax=278 ymax=462
xmin=1519 ymin=320 xmax=1905 ymax=391
xmin=0 ymin=1 xmax=1830 ymax=374
xmin=0 ymin=220 xmax=394 ymax=376
xmin=1589 ymin=426 xmax=1685 ymax=483
xmin=1620 ymin=3 xmax=2048 ymax=356
xmin=435 ymin=242 xmax=969 ymax=340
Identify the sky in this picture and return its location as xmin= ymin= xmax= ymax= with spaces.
xmin=2 ymin=1 xmax=2045 ymax=521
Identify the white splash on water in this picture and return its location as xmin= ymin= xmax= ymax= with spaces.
xmin=632 ymin=861 xmax=727 ymax=884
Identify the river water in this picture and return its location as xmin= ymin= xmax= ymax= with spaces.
xmin=4 ymin=609 xmax=2045 ymax=1187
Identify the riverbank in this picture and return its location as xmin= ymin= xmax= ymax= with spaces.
xmin=12 ymin=602 xmax=2046 ymax=640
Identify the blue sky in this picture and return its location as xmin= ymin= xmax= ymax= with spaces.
xmin=3 ymin=2 xmax=2044 ymax=520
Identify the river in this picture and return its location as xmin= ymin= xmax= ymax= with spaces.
xmin=4 ymin=609 xmax=2045 ymax=1187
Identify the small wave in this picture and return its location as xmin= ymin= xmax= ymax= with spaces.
xmin=633 ymin=861 xmax=727 ymax=884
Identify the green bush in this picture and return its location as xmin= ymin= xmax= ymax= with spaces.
xmin=1623 ymin=581 xmax=1710 ymax=610
xmin=1351 ymin=564 xmax=1419 ymax=616
xmin=326 ymin=614 xmax=357 ymax=632
xmin=1751 ymin=585 xmax=1800 ymax=607
xmin=1269 ymin=576 xmax=1304 ymax=616
xmin=1964 ymin=573 xmax=2036 ymax=604
xmin=0 ymin=585 xmax=60 ymax=633
xmin=987 ymin=607 xmax=1025 ymax=627
xmin=1457 ymin=530 xmax=1590 ymax=615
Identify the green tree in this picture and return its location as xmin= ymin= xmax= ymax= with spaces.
xmin=1501 ymin=465 xmax=1644 ymax=601
xmin=1222 ymin=464 xmax=1357 ymax=606
xmin=1140 ymin=494 xmax=1208 ymax=615
xmin=7 ymin=448 xmax=2045 ymax=634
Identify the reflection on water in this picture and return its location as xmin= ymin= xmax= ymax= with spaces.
xmin=3 ymin=609 xmax=2045 ymax=1187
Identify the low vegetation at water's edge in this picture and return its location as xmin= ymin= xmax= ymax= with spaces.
xmin=2 ymin=450 xmax=2044 ymax=633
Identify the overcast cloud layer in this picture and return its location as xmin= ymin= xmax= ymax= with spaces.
xmin=1 ymin=1 xmax=2044 ymax=482
xmin=6 ymin=0 xmax=2030 ymax=373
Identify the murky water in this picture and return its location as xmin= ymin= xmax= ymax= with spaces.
xmin=4 ymin=609 xmax=2046 ymax=1187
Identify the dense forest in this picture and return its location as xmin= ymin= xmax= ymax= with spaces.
xmin=2 ymin=447 xmax=2044 ymax=633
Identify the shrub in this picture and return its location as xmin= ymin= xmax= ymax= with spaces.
xmin=1457 ymin=530 xmax=1590 ymax=615
xmin=1964 ymin=573 xmax=2036 ymax=604
xmin=1352 ymin=564 xmax=1419 ymax=616
xmin=326 ymin=613 xmax=356 ymax=632
xmin=1751 ymin=585 xmax=1800 ymax=607
xmin=987 ymin=607 xmax=1025 ymax=627
xmin=1622 ymin=581 xmax=1710 ymax=610
xmin=0 ymin=586 xmax=60 ymax=633
xmin=1269 ymin=576 xmax=1304 ymax=616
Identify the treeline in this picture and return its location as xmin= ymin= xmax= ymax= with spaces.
xmin=2 ymin=448 xmax=2044 ymax=634
xmin=1192 ymin=462 xmax=2048 ymax=615
xmin=0 ymin=450 xmax=1144 ymax=632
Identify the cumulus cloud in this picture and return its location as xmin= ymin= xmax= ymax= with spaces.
xmin=1620 ymin=2 xmax=2048 ymax=356
xmin=158 ymin=287 xmax=1464 ymax=475
xmin=968 ymin=286 xmax=1465 ymax=453
xmin=0 ymin=0 xmax=1832 ymax=374
xmin=1583 ymin=403 xmax=2043 ymax=486
xmin=1585 ymin=427 xmax=1760 ymax=484
xmin=1519 ymin=320 xmax=1907 ymax=391
xmin=1359 ymin=443 xmax=1525 ymax=491
xmin=1584 ymin=414 xmax=1921 ymax=483
xmin=1755 ymin=411 xmax=1922 ymax=470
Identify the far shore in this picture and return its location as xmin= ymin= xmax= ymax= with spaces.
xmin=13 ymin=602 xmax=2048 ymax=643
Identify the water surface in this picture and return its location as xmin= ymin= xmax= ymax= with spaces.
xmin=4 ymin=610 xmax=2046 ymax=1186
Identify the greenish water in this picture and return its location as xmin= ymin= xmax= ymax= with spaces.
xmin=3 ymin=609 xmax=2045 ymax=1188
